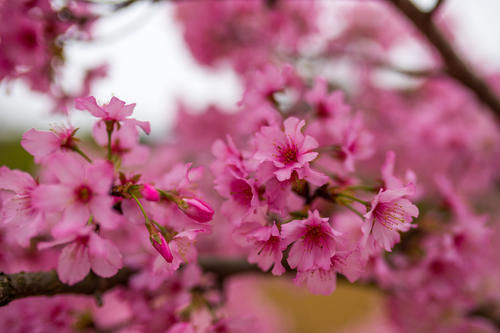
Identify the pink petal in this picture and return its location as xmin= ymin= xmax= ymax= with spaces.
xmin=288 ymin=239 xmax=314 ymax=271
xmin=301 ymin=135 xmax=319 ymax=153
xmin=75 ymin=96 xmax=107 ymax=118
xmin=280 ymin=220 xmax=306 ymax=246
xmin=52 ymin=203 xmax=90 ymax=238
xmin=89 ymin=233 xmax=122 ymax=277
xmin=105 ymin=97 xmax=129 ymax=120
xmin=0 ymin=167 xmax=36 ymax=192
xmin=58 ymin=242 xmax=90 ymax=285
xmin=21 ymin=128 xmax=59 ymax=160
xmin=48 ymin=153 xmax=86 ymax=185
xmin=32 ymin=185 xmax=73 ymax=212
xmin=90 ymin=195 xmax=121 ymax=230
xmin=86 ymin=161 xmax=114 ymax=194
xmin=294 ymin=269 xmax=337 ymax=295
xmin=127 ymin=119 xmax=151 ymax=134
xmin=372 ymin=222 xmax=400 ymax=251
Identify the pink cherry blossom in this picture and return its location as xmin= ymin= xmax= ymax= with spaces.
xmin=32 ymin=153 xmax=121 ymax=237
xmin=0 ymin=166 xmax=45 ymax=246
xmin=294 ymin=250 xmax=364 ymax=295
xmin=254 ymin=117 xmax=327 ymax=185
xmin=235 ymin=222 xmax=285 ymax=276
xmin=362 ymin=186 xmax=419 ymax=252
xmin=21 ymin=125 xmax=78 ymax=162
xmin=40 ymin=227 xmax=122 ymax=285
xmin=75 ymin=96 xmax=151 ymax=134
xmin=305 ymin=78 xmax=351 ymax=119
xmin=281 ymin=210 xmax=341 ymax=271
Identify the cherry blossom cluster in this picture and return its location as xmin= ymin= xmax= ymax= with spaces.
xmin=210 ymin=65 xmax=419 ymax=295
xmin=175 ymin=0 xmax=318 ymax=74
xmin=0 ymin=0 xmax=105 ymax=112
xmin=1 ymin=0 xmax=500 ymax=332
xmin=0 ymin=96 xmax=214 ymax=286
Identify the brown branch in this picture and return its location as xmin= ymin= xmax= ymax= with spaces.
xmin=0 ymin=268 xmax=134 ymax=307
xmin=0 ymin=258 xmax=266 ymax=307
xmin=385 ymin=0 xmax=500 ymax=118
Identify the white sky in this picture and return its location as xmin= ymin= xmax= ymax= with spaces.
xmin=0 ymin=0 xmax=499 ymax=139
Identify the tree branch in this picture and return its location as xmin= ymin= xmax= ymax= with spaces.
xmin=0 ymin=258 xmax=268 ymax=307
xmin=385 ymin=0 xmax=500 ymax=118
xmin=0 ymin=268 xmax=134 ymax=307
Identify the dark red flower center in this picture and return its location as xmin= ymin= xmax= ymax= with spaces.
xmin=276 ymin=143 xmax=298 ymax=165
xmin=75 ymin=185 xmax=92 ymax=203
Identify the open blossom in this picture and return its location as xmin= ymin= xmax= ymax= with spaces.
xmin=235 ymin=222 xmax=285 ymax=276
xmin=363 ymin=186 xmax=419 ymax=252
xmin=32 ymin=153 xmax=121 ymax=237
xmin=21 ymin=125 xmax=78 ymax=162
xmin=281 ymin=210 xmax=341 ymax=271
xmin=212 ymin=136 xmax=261 ymax=224
xmin=0 ymin=167 xmax=45 ymax=246
xmin=75 ymin=96 xmax=151 ymax=134
xmin=254 ymin=117 xmax=327 ymax=185
xmin=305 ymin=77 xmax=351 ymax=119
xmin=92 ymin=119 xmax=150 ymax=166
xmin=40 ymin=227 xmax=122 ymax=285
xmin=294 ymin=251 xmax=363 ymax=295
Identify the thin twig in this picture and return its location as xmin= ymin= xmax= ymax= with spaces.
xmin=385 ymin=0 xmax=500 ymax=118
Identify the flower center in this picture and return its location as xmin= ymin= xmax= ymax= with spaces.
xmin=374 ymin=202 xmax=407 ymax=230
xmin=276 ymin=143 xmax=298 ymax=165
xmin=18 ymin=27 xmax=38 ymax=51
xmin=305 ymin=225 xmax=324 ymax=241
xmin=75 ymin=185 xmax=92 ymax=203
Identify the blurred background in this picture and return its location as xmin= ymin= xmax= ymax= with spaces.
xmin=1 ymin=1 xmax=499 ymax=332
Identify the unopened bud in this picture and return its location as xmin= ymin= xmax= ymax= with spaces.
xmin=141 ymin=184 xmax=160 ymax=201
xmin=150 ymin=231 xmax=173 ymax=263
xmin=180 ymin=198 xmax=214 ymax=223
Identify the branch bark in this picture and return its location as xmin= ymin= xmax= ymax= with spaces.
xmin=0 ymin=258 xmax=265 ymax=307
xmin=0 ymin=268 xmax=134 ymax=307
xmin=385 ymin=0 xmax=500 ymax=118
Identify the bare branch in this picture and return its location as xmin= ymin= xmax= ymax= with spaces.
xmin=0 ymin=268 xmax=134 ymax=307
xmin=0 ymin=258 xmax=266 ymax=307
xmin=385 ymin=0 xmax=500 ymax=118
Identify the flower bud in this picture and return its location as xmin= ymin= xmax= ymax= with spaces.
xmin=180 ymin=198 xmax=214 ymax=223
xmin=141 ymin=184 xmax=160 ymax=201
xmin=150 ymin=232 xmax=173 ymax=263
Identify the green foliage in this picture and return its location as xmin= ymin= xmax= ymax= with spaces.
xmin=0 ymin=137 xmax=34 ymax=172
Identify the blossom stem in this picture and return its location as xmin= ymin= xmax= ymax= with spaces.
xmin=71 ymin=146 xmax=92 ymax=163
xmin=345 ymin=185 xmax=379 ymax=192
xmin=107 ymin=128 xmax=113 ymax=161
xmin=130 ymin=193 xmax=154 ymax=234
xmin=314 ymin=145 xmax=341 ymax=153
xmin=342 ymin=203 xmax=365 ymax=221
xmin=336 ymin=193 xmax=370 ymax=207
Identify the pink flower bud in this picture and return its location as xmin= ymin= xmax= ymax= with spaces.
xmin=150 ymin=232 xmax=173 ymax=263
xmin=180 ymin=198 xmax=214 ymax=223
xmin=142 ymin=184 xmax=160 ymax=201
